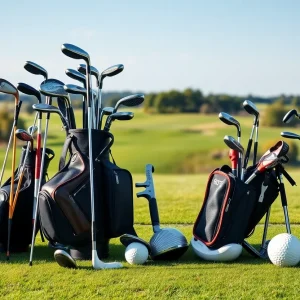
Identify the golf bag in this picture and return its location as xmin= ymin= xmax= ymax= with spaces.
xmin=38 ymin=129 xmax=136 ymax=257
xmin=193 ymin=165 xmax=257 ymax=249
xmin=0 ymin=146 xmax=54 ymax=252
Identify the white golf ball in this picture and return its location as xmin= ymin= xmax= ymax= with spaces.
xmin=267 ymin=233 xmax=300 ymax=267
xmin=125 ymin=242 xmax=149 ymax=265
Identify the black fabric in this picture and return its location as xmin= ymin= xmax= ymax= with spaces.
xmin=193 ymin=166 xmax=256 ymax=249
xmin=0 ymin=146 xmax=54 ymax=252
xmin=101 ymin=160 xmax=136 ymax=238
xmin=39 ymin=129 xmax=134 ymax=250
xmin=244 ymin=165 xmax=280 ymax=237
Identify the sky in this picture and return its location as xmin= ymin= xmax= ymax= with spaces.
xmin=1 ymin=0 xmax=300 ymax=97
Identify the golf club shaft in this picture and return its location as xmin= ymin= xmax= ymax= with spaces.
xmin=243 ymin=125 xmax=255 ymax=171
xmin=261 ymin=207 xmax=271 ymax=249
xmin=96 ymin=88 xmax=102 ymax=129
xmin=278 ymin=172 xmax=291 ymax=234
xmin=253 ymin=122 xmax=259 ymax=165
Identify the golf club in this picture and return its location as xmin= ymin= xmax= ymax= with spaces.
xmin=24 ymin=61 xmax=48 ymax=80
xmin=243 ymin=100 xmax=260 ymax=168
xmin=0 ymin=80 xmax=22 ymax=188
xmin=283 ymin=109 xmax=300 ymax=123
xmin=219 ymin=112 xmax=242 ymax=178
xmin=0 ymin=79 xmax=21 ymax=260
xmin=136 ymin=164 xmax=189 ymax=260
xmin=65 ymin=68 xmax=87 ymax=127
xmin=39 ymin=79 xmax=76 ymax=129
xmin=62 ymin=43 xmax=122 ymax=270
xmin=54 ymin=249 xmax=77 ymax=269
xmin=223 ymin=135 xmax=244 ymax=180
xmin=281 ymin=132 xmax=300 ymax=140
xmin=113 ymin=94 xmax=144 ymax=113
xmin=245 ymin=141 xmax=289 ymax=184
xmin=103 ymin=112 xmax=134 ymax=132
xmin=99 ymin=107 xmax=114 ymax=130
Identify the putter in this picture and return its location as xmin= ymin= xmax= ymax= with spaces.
xmin=136 ymin=164 xmax=188 ymax=260
xmin=62 ymin=42 xmax=122 ymax=270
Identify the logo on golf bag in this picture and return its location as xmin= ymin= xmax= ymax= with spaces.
xmin=213 ymin=178 xmax=224 ymax=186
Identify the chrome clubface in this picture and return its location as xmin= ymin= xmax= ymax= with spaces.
xmin=64 ymin=84 xmax=86 ymax=95
xmin=65 ymin=69 xmax=86 ymax=86
xmin=0 ymin=79 xmax=18 ymax=96
xmin=114 ymin=94 xmax=144 ymax=112
xmin=62 ymin=43 xmax=90 ymax=63
xmin=243 ymin=100 xmax=259 ymax=117
xmin=40 ymin=79 xmax=67 ymax=97
xmin=283 ymin=109 xmax=298 ymax=123
xmin=102 ymin=64 xmax=124 ymax=77
xmin=224 ymin=135 xmax=244 ymax=154
xmin=17 ymin=83 xmax=41 ymax=103
xmin=150 ymin=228 xmax=188 ymax=260
xmin=281 ymin=131 xmax=300 ymax=140
xmin=24 ymin=61 xmax=48 ymax=79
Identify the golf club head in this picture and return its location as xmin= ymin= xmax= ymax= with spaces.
xmin=257 ymin=141 xmax=289 ymax=172
xmin=61 ymin=43 xmax=90 ymax=63
xmin=243 ymin=100 xmax=259 ymax=124
xmin=64 ymin=84 xmax=87 ymax=95
xmin=28 ymin=125 xmax=38 ymax=135
xmin=24 ymin=61 xmax=48 ymax=79
xmin=101 ymin=64 xmax=124 ymax=78
xmin=120 ymin=234 xmax=151 ymax=253
xmin=283 ymin=109 xmax=299 ymax=124
xmin=15 ymin=129 xmax=33 ymax=142
xmin=224 ymin=135 xmax=244 ymax=154
xmin=17 ymin=82 xmax=41 ymax=103
xmin=102 ymin=107 xmax=114 ymax=115
xmin=65 ymin=69 xmax=86 ymax=87
xmin=114 ymin=94 xmax=144 ymax=112
xmin=0 ymin=79 xmax=18 ymax=97
xmin=54 ymin=249 xmax=77 ymax=269
xmin=32 ymin=103 xmax=69 ymax=129
xmin=150 ymin=228 xmax=189 ymax=260
xmin=77 ymin=64 xmax=100 ymax=79
xmin=219 ymin=112 xmax=241 ymax=137
xmin=40 ymin=79 xmax=67 ymax=98
xmin=281 ymin=131 xmax=300 ymax=140
xmin=109 ymin=111 xmax=134 ymax=122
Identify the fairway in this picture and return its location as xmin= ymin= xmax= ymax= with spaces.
xmin=0 ymin=109 xmax=300 ymax=298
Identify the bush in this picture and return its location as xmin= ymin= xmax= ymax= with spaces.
xmin=0 ymin=110 xmax=25 ymax=142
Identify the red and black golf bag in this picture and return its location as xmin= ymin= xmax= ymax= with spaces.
xmin=0 ymin=146 xmax=54 ymax=252
xmin=38 ymin=129 xmax=136 ymax=259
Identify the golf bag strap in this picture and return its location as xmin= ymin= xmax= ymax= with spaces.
xmin=109 ymin=150 xmax=116 ymax=165
xmin=59 ymin=134 xmax=74 ymax=171
xmin=276 ymin=164 xmax=296 ymax=186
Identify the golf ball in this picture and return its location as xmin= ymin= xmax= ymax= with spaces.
xmin=267 ymin=233 xmax=300 ymax=267
xmin=125 ymin=242 xmax=149 ymax=265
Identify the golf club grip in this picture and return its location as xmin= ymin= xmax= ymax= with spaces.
xmin=279 ymin=182 xmax=288 ymax=206
xmin=244 ymin=139 xmax=253 ymax=168
xmin=253 ymin=141 xmax=258 ymax=165
xmin=14 ymin=101 xmax=22 ymax=121
xmin=148 ymin=197 xmax=160 ymax=226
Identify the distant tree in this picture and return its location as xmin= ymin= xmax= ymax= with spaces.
xmin=0 ymin=110 xmax=25 ymax=141
xmin=261 ymin=100 xmax=287 ymax=127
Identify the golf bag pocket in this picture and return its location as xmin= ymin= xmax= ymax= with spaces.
xmin=101 ymin=160 xmax=135 ymax=238
xmin=193 ymin=166 xmax=256 ymax=249
xmin=244 ymin=167 xmax=279 ymax=237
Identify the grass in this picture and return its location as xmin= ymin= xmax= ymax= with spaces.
xmin=1 ymin=108 xmax=300 ymax=298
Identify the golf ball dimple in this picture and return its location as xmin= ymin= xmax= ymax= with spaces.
xmin=125 ymin=242 xmax=149 ymax=265
xmin=267 ymin=233 xmax=300 ymax=267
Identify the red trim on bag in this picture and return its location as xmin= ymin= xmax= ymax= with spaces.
xmin=193 ymin=169 xmax=232 ymax=247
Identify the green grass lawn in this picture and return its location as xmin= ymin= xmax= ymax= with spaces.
xmin=1 ymin=109 xmax=300 ymax=298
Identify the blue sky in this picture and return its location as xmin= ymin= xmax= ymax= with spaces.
xmin=1 ymin=0 xmax=300 ymax=96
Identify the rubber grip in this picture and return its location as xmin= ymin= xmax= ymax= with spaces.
xmin=253 ymin=141 xmax=258 ymax=165
xmin=244 ymin=139 xmax=253 ymax=169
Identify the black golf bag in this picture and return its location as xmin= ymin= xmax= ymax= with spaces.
xmin=193 ymin=164 xmax=282 ymax=249
xmin=38 ymin=129 xmax=136 ymax=259
xmin=0 ymin=146 xmax=54 ymax=252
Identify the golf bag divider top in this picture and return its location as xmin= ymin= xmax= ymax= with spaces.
xmin=0 ymin=146 xmax=54 ymax=252
xmin=39 ymin=129 xmax=113 ymax=252
xmin=101 ymin=159 xmax=136 ymax=238
xmin=193 ymin=165 xmax=256 ymax=249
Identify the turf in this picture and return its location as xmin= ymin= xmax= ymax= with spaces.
xmin=0 ymin=109 xmax=300 ymax=298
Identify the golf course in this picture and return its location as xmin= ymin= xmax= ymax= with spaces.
xmin=0 ymin=107 xmax=300 ymax=299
